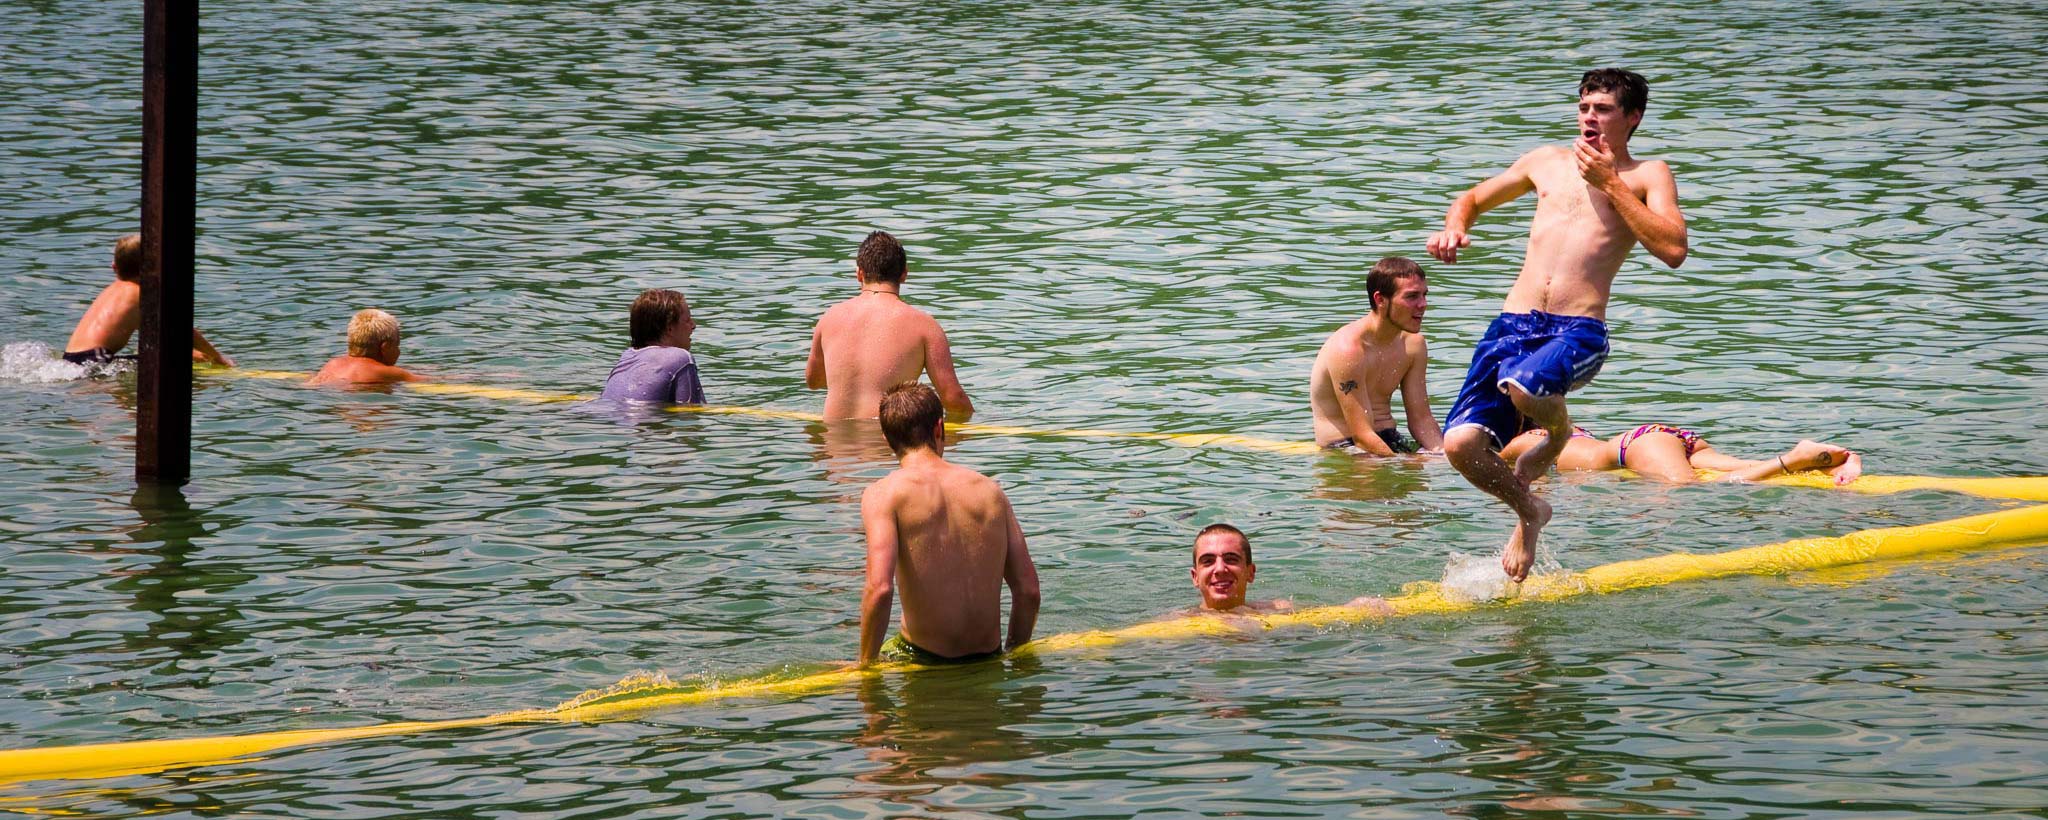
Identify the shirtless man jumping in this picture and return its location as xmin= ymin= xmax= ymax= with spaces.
xmin=806 ymin=231 xmax=973 ymax=421
xmin=858 ymin=383 xmax=1037 ymax=666
xmin=1309 ymin=257 xmax=1443 ymax=456
xmin=1426 ymin=68 xmax=1689 ymax=581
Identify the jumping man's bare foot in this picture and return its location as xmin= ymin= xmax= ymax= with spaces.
xmin=1502 ymin=494 xmax=1552 ymax=582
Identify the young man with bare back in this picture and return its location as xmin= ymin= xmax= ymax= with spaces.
xmin=806 ymin=231 xmax=973 ymax=421
xmin=1309 ymin=257 xmax=1443 ymax=456
xmin=64 ymin=233 xmax=233 ymax=368
xmin=1426 ymin=68 xmax=1689 ymax=582
xmin=858 ymin=383 xmax=1037 ymax=666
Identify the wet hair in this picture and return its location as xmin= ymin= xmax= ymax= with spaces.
xmin=347 ymin=309 xmax=400 ymax=358
xmin=1193 ymin=522 xmax=1251 ymax=565
xmin=113 ymin=234 xmax=143 ymax=281
xmin=1580 ymin=68 xmax=1649 ymax=135
xmin=1366 ymin=256 xmax=1425 ymax=312
xmin=879 ymin=381 xmax=944 ymax=454
xmin=629 ymin=288 xmax=690 ymax=349
xmin=856 ymin=230 xmax=906 ymax=284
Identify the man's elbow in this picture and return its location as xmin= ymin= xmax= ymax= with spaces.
xmin=1009 ymin=578 xmax=1040 ymax=608
xmin=863 ymin=581 xmax=894 ymax=608
xmin=1659 ymin=232 xmax=1689 ymax=268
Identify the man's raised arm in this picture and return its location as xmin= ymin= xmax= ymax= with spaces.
xmin=857 ymin=484 xmax=900 ymax=667
xmin=1000 ymin=497 xmax=1039 ymax=652
xmin=1427 ymin=154 xmax=1538 ymax=264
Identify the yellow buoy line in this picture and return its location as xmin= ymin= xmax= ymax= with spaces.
xmin=217 ymin=368 xmax=1323 ymax=456
xmin=211 ymin=368 xmax=2048 ymax=499
xmin=3 ymin=502 xmax=2045 ymax=787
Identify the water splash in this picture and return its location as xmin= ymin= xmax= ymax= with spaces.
xmin=547 ymin=670 xmax=685 ymax=712
xmin=1437 ymin=549 xmax=1567 ymax=603
xmin=0 ymin=342 xmax=95 ymax=383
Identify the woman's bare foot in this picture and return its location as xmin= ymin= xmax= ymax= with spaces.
xmin=1785 ymin=440 xmax=1855 ymax=474
xmin=1829 ymin=451 xmax=1864 ymax=485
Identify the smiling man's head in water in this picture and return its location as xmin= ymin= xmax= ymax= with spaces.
xmin=1191 ymin=523 xmax=1255 ymax=611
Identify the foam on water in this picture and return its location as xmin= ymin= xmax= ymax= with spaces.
xmin=0 ymin=342 xmax=93 ymax=383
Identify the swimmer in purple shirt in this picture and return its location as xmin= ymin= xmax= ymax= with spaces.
xmin=600 ymin=289 xmax=706 ymax=405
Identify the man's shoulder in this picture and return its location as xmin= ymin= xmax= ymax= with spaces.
xmin=864 ymin=467 xmax=921 ymax=499
xmin=860 ymin=474 xmax=894 ymax=505
xmin=940 ymin=462 xmax=1005 ymax=499
xmin=636 ymin=345 xmax=696 ymax=366
xmin=898 ymin=301 xmax=944 ymax=329
xmin=1316 ymin=322 xmax=1366 ymax=358
xmin=816 ymin=298 xmax=862 ymax=324
xmin=872 ymin=301 xmax=945 ymax=340
xmin=1624 ymin=156 xmax=1676 ymax=178
xmin=96 ymin=281 xmax=141 ymax=307
xmin=307 ymin=356 xmax=348 ymax=382
xmin=937 ymin=458 xmax=996 ymax=482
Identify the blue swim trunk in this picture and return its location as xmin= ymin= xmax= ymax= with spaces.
xmin=1444 ymin=311 xmax=1609 ymax=449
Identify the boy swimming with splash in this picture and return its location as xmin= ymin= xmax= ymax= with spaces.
xmin=64 ymin=233 xmax=233 ymax=368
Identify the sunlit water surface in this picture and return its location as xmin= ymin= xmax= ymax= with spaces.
xmin=2 ymin=0 xmax=2045 ymax=816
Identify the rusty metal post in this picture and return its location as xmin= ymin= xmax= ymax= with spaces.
xmin=137 ymin=0 xmax=197 ymax=485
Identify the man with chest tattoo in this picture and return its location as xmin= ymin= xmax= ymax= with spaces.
xmin=1309 ymin=256 xmax=1442 ymax=456
xmin=1426 ymin=68 xmax=1689 ymax=582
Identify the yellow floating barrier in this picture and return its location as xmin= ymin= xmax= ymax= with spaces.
xmin=208 ymin=367 xmax=1321 ymax=455
xmin=209 ymin=367 xmax=2044 ymax=496
xmin=1748 ymin=471 xmax=2048 ymax=503
xmin=4 ymin=503 xmax=2045 ymax=786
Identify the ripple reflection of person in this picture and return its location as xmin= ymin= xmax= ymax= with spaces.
xmin=1312 ymin=452 xmax=1429 ymax=508
xmin=849 ymin=656 xmax=1047 ymax=799
xmin=1436 ymin=621 xmax=1662 ymax=814
xmin=806 ymin=419 xmax=897 ymax=490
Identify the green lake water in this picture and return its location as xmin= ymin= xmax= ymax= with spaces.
xmin=3 ymin=0 xmax=2046 ymax=816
